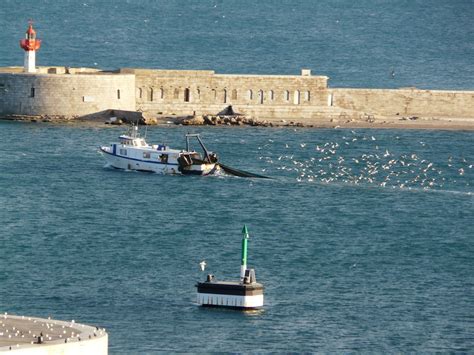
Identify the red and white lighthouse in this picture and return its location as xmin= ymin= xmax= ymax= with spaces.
xmin=19 ymin=21 xmax=41 ymax=73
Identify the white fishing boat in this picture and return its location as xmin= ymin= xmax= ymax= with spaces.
xmin=99 ymin=126 xmax=220 ymax=175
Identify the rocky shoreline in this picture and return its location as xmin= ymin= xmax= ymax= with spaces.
xmin=179 ymin=114 xmax=309 ymax=128
xmin=0 ymin=112 xmax=311 ymax=128
xmin=2 ymin=112 xmax=474 ymax=131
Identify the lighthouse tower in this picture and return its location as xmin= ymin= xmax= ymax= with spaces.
xmin=19 ymin=21 xmax=41 ymax=73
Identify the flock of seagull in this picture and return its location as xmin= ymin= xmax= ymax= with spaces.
xmin=257 ymin=131 xmax=472 ymax=192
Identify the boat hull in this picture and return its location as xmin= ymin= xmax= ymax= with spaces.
xmin=100 ymin=147 xmax=217 ymax=176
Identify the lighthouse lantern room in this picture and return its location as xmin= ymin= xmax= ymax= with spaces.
xmin=20 ymin=21 xmax=41 ymax=73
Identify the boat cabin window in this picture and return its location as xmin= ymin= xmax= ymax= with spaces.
xmin=160 ymin=154 xmax=168 ymax=163
xmin=120 ymin=149 xmax=127 ymax=156
xmin=143 ymin=152 xmax=150 ymax=159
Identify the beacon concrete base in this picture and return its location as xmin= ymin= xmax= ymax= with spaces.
xmin=196 ymin=280 xmax=264 ymax=309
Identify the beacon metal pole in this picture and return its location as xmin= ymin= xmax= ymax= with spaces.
xmin=240 ymin=225 xmax=249 ymax=281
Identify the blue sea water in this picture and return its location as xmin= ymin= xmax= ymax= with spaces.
xmin=0 ymin=0 xmax=473 ymax=89
xmin=0 ymin=122 xmax=473 ymax=353
xmin=1 ymin=0 xmax=474 ymax=353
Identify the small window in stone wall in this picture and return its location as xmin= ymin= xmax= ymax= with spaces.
xmin=117 ymin=90 xmax=121 ymax=99
xmin=305 ymin=91 xmax=311 ymax=101
xmin=258 ymin=90 xmax=264 ymax=104
xmin=197 ymin=88 xmax=201 ymax=100
xmin=248 ymin=90 xmax=253 ymax=100
xmin=223 ymin=89 xmax=227 ymax=103
xmin=212 ymin=89 xmax=217 ymax=99
xmin=30 ymin=87 xmax=35 ymax=98
xmin=231 ymin=89 xmax=237 ymax=100
xmin=269 ymin=90 xmax=274 ymax=101
xmin=160 ymin=88 xmax=164 ymax=99
xmin=174 ymin=88 xmax=179 ymax=99
xmin=328 ymin=93 xmax=334 ymax=107
xmin=138 ymin=88 xmax=143 ymax=99
xmin=184 ymin=88 xmax=190 ymax=102
xmin=149 ymin=88 xmax=154 ymax=101
xmin=294 ymin=90 xmax=300 ymax=105
xmin=284 ymin=90 xmax=290 ymax=101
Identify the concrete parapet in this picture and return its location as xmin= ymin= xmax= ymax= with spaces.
xmin=0 ymin=67 xmax=101 ymax=75
xmin=120 ymin=68 xmax=215 ymax=77
xmin=0 ymin=314 xmax=107 ymax=354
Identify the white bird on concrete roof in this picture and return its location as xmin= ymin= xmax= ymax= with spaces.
xmin=199 ymin=261 xmax=207 ymax=271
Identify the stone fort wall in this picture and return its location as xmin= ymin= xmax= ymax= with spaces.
xmin=126 ymin=68 xmax=328 ymax=109
xmin=0 ymin=67 xmax=135 ymax=117
xmin=329 ymin=88 xmax=474 ymax=118
xmin=128 ymin=68 xmax=474 ymax=120
xmin=0 ymin=66 xmax=473 ymax=121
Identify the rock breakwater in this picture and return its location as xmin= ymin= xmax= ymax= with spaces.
xmin=179 ymin=115 xmax=309 ymax=128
